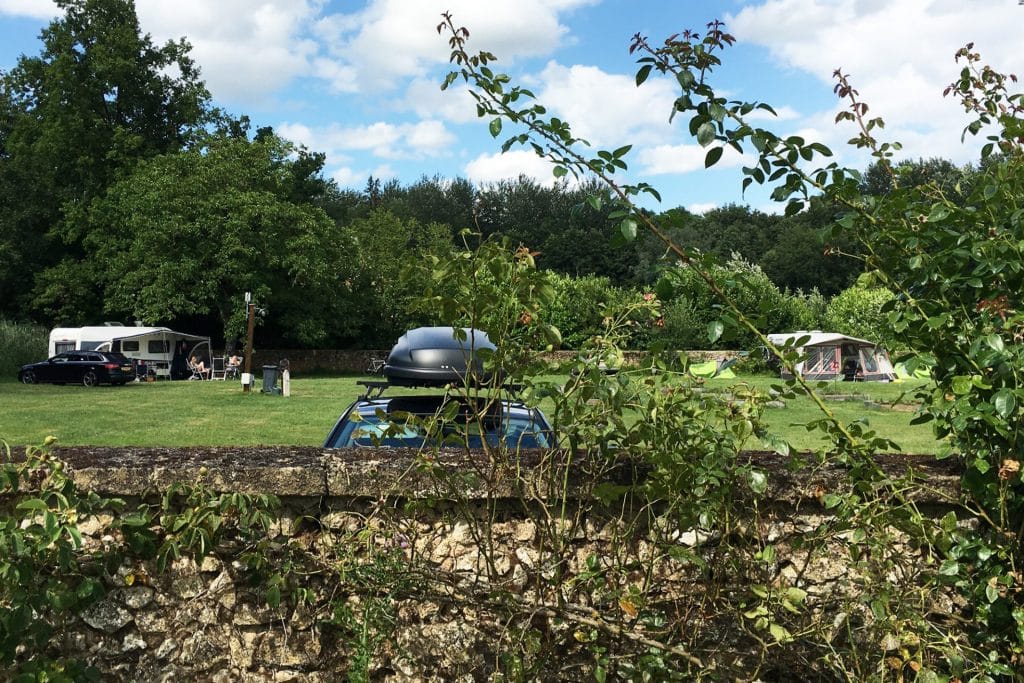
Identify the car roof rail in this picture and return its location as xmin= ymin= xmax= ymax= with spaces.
xmin=357 ymin=379 xmax=526 ymax=401
xmin=356 ymin=380 xmax=390 ymax=399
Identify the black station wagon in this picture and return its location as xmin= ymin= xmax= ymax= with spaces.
xmin=18 ymin=351 xmax=134 ymax=386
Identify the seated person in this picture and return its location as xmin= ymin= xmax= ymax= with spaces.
xmin=842 ymin=358 xmax=861 ymax=381
xmin=226 ymin=353 xmax=242 ymax=378
xmin=190 ymin=355 xmax=210 ymax=379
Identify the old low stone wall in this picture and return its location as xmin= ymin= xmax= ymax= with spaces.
xmin=246 ymin=349 xmax=742 ymax=374
xmin=22 ymin=447 xmax=963 ymax=681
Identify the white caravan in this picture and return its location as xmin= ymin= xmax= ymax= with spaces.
xmin=48 ymin=324 xmax=210 ymax=379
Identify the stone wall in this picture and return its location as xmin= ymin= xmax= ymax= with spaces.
xmin=23 ymin=447 xmax=963 ymax=681
xmin=247 ymin=349 xmax=742 ymax=374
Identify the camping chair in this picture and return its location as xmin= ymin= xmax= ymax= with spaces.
xmin=211 ymin=356 xmax=226 ymax=380
xmin=187 ymin=358 xmax=210 ymax=381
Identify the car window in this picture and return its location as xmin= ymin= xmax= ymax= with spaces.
xmin=334 ymin=409 xmax=549 ymax=449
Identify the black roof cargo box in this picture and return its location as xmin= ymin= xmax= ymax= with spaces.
xmin=383 ymin=327 xmax=496 ymax=387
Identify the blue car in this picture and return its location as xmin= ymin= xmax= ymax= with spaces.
xmin=325 ymin=327 xmax=552 ymax=449
xmin=324 ymin=391 xmax=552 ymax=449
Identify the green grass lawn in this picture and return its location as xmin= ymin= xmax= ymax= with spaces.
xmin=0 ymin=374 xmax=942 ymax=453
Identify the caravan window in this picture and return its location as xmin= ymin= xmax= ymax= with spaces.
xmin=806 ymin=347 xmax=838 ymax=374
xmin=861 ymin=349 xmax=879 ymax=373
xmin=121 ymin=340 xmax=140 ymax=352
xmin=148 ymin=340 xmax=170 ymax=354
xmin=54 ymin=342 xmax=75 ymax=354
xmin=80 ymin=341 xmax=103 ymax=351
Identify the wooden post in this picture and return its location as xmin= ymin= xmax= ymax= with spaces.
xmin=243 ymin=299 xmax=255 ymax=393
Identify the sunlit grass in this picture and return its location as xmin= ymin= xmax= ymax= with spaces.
xmin=0 ymin=373 xmax=942 ymax=453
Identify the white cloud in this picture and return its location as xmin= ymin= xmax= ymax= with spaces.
xmin=637 ymin=143 xmax=749 ymax=176
xmin=727 ymin=0 xmax=1023 ymax=165
xmin=330 ymin=166 xmax=361 ymax=186
xmin=404 ymin=119 xmax=456 ymax=153
xmin=534 ymin=61 xmax=678 ymax=147
xmin=687 ymin=202 xmax=718 ymax=215
xmin=404 ymin=77 xmax=480 ymax=124
xmin=746 ymin=105 xmax=800 ymax=122
xmin=278 ymin=119 xmax=455 ymax=160
xmin=135 ymin=0 xmax=322 ymax=105
xmin=0 ymin=0 xmax=56 ymax=19
xmin=329 ymin=163 xmax=397 ymax=189
xmin=314 ymin=0 xmax=598 ymax=93
xmin=464 ymin=149 xmax=559 ymax=186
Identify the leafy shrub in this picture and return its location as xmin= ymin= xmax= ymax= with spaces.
xmin=655 ymin=256 xmax=813 ymax=350
xmin=822 ymin=281 xmax=897 ymax=346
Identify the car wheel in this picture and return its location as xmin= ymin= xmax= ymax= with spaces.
xmin=21 ymin=370 xmax=36 ymax=384
xmin=82 ymin=370 xmax=98 ymax=387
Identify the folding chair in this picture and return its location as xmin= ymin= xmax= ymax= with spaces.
xmin=187 ymin=358 xmax=210 ymax=380
xmin=211 ymin=356 xmax=226 ymax=380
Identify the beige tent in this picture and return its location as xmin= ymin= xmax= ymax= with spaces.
xmin=766 ymin=331 xmax=895 ymax=381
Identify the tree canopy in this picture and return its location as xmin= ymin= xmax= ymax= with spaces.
xmin=83 ymin=133 xmax=343 ymax=346
xmin=0 ymin=0 xmax=210 ymax=321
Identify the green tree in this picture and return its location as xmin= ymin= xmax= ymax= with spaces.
xmin=335 ymin=208 xmax=455 ymax=348
xmin=83 ymin=133 xmax=342 ymax=346
xmin=760 ymin=196 xmax=861 ymax=296
xmin=0 ymin=0 xmax=210 ymax=323
xmin=860 ymin=156 xmax=972 ymax=199
xmin=475 ymin=176 xmax=635 ymax=283
xmin=822 ymin=277 xmax=897 ymax=346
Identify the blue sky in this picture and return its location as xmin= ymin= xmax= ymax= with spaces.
xmin=1 ymin=0 xmax=1021 ymax=213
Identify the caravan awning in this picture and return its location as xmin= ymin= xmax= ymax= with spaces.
xmin=767 ymin=331 xmax=878 ymax=347
xmin=110 ymin=327 xmax=209 ymax=343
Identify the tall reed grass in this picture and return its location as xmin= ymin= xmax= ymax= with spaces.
xmin=0 ymin=320 xmax=47 ymax=380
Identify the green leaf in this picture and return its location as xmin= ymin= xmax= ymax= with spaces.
xmin=552 ymin=166 xmax=568 ymax=178
xmin=748 ymin=469 xmax=767 ymax=494
xmin=696 ymin=122 xmax=715 ymax=147
xmin=939 ymin=559 xmax=960 ymax=576
xmin=785 ymin=587 xmax=807 ymax=605
xmin=655 ymin=277 xmax=675 ymax=300
xmin=769 ymin=623 xmax=792 ymax=642
xmin=16 ymin=498 xmax=49 ymax=511
xmin=984 ymin=334 xmax=1004 ymax=352
xmin=635 ymin=64 xmax=653 ymax=86
xmin=926 ymin=205 xmax=950 ymax=222
xmin=704 ymin=146 xmax=723 ymax=168
xmin=619 ymin=218 xmax=637 ymax=242
xmin=993 ymin=390 xmax=1016 ymax=419
xmin=707 ymin=320 xmax=724 ymax=342
xmin=488 ymin=118 xmax=502 ymax=138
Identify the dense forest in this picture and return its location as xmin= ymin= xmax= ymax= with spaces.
xmin=0 ymin=0 xmax=983 ymax=350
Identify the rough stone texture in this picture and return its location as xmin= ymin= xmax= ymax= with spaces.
xmin=19 ymin=446 xmax=964 ymax=681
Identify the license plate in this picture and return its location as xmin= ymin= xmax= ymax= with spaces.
xmin=122 ymin=365 xmax=132 ymax=372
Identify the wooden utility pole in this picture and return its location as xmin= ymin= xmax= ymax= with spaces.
xmin=243 ymin=292 xmax=255 ymax=393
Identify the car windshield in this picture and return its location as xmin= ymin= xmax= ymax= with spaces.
xmin=329 ymin=400 xmax=551 ymax=450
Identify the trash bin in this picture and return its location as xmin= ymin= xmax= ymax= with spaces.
xmin=261 ymin=364 xmax=280 ymax=394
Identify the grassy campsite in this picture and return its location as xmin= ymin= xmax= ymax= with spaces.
xmin=0 ymin=371 xmax=941 ymax=453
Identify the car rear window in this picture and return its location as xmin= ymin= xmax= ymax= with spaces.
xmin=332 ymin=406 xmax=550 ymax=450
